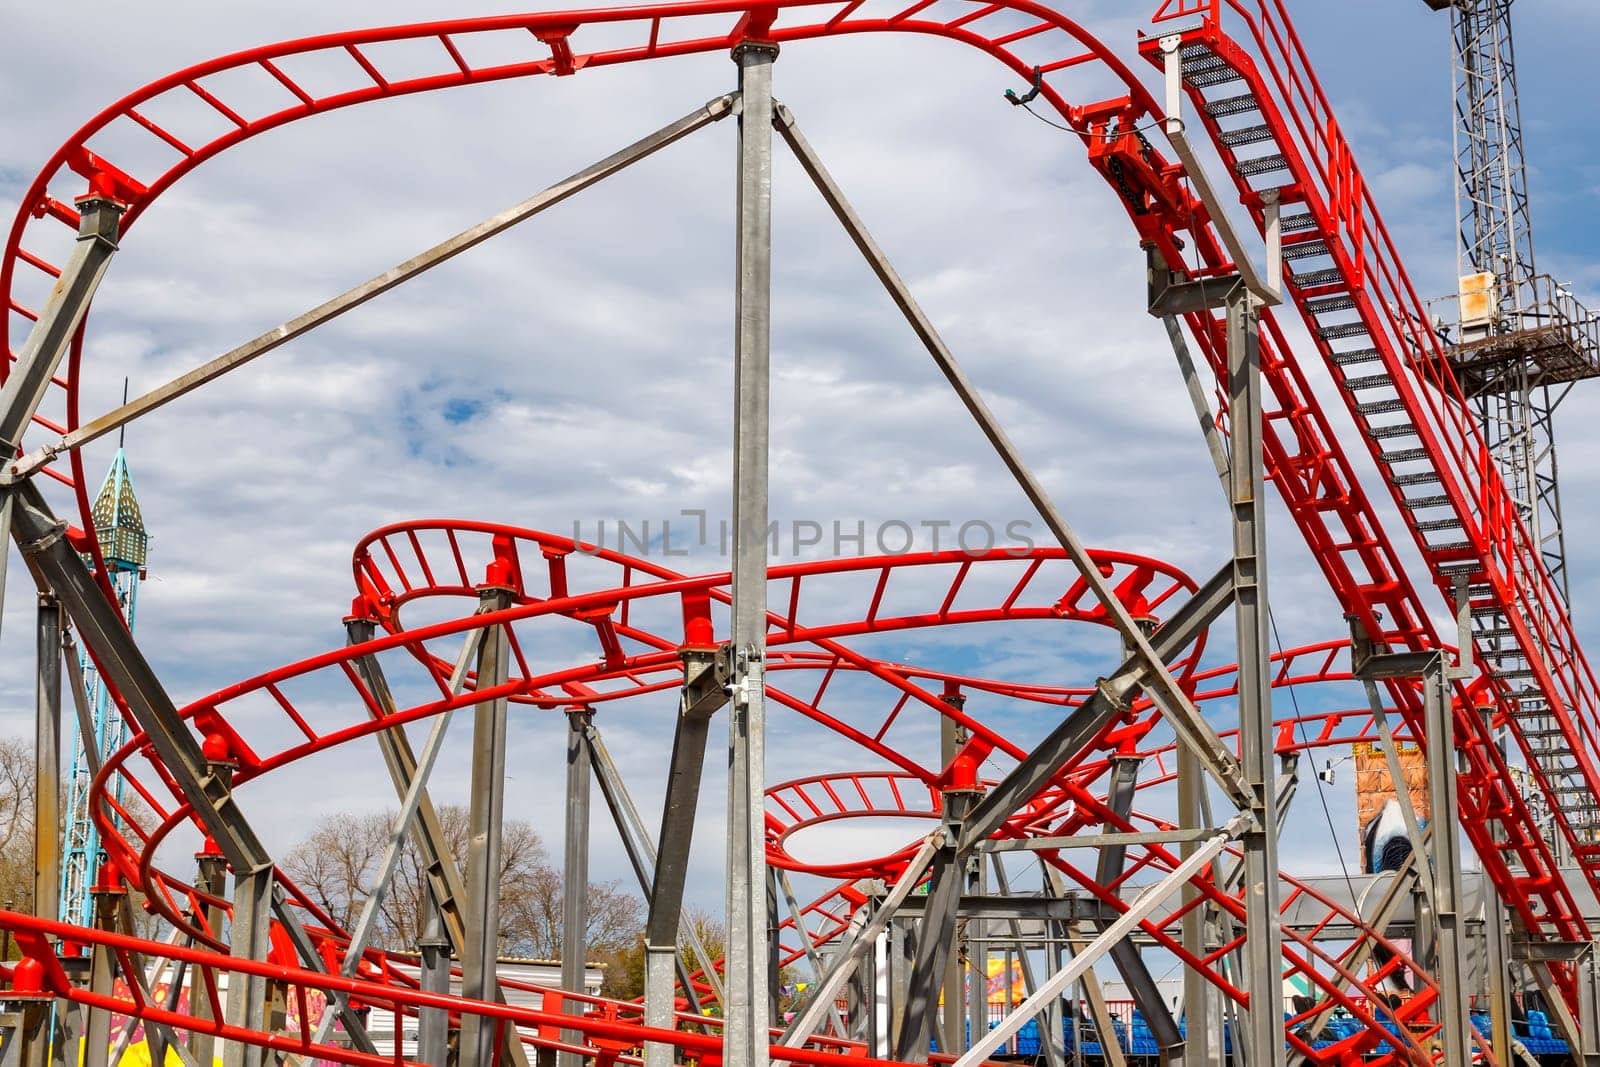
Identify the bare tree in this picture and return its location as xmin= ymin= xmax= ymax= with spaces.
xmin=0 ymin=738 xmax=36 ymax=916
xmin=279 ymin=804 xmax=643 ymax=960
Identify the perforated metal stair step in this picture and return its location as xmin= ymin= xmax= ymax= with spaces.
xmin=1290 ymin=267 xmax=1345 ymax=288
xmin=1220 ymin=124 xmax=1275 ymax=148
xmin=1370 ymin=425 xmax=1419 ymax=441
xmin=1205 ymin=93 xmax=1260 ymax=117
xmin=1475 ymin=626 xmax=1515 ymax=639
xmin=1391 ymin=472 xmax=1441 ymax=487
xmin=1320 ymin=323 xmax=1370 ymax=340
xmin=1305 ymin=295 xmax=1357 ymax=315
xmin=1379 ymin=447 xmax=1432 ymax=463
xmin=1280 ymin=213 xmax=1320 ymax=235
xmin=1402 ymin=493 xmax=1451 ymax=507
xmin=1283 ymin=239 xmax=1331 ymax=261
xmin=1343 ymin=373 xmax=1394 ymax=391
xmin=1333 ymin=347 xmax=1381 ymax=366
xmin=1358 ymin=399 xmax=1409 ymax=416
xmin=1414 ymin=518 xmax=1463 ymax=532
xmin=1496 ymin=668 xmax=1537 ymax=679
xmin=1236 ymin=153 xmax=1289 ymax=177
xmin=1427 ymin=540 xmax=1474 ymax=553
xmin=1188 ymin=66 xmax=1246 ymax=88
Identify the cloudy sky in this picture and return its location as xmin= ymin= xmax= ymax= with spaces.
xmin=2 ymin=0 xmax=1599 ymax=944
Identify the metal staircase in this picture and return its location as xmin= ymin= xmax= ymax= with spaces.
xmin=1122 ymin=0 xmax=1600 ymax=1000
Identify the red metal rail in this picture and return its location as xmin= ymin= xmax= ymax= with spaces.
xmin=1136 ymin=0 xmax=1600 ymax=981
xmin=1 ymin=0 xmax=1590 ymax=1045
xmin=70 ymin=520 xmax=1461 ymax=1064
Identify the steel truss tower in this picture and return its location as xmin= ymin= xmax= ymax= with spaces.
xmin=1425 ymin=0 xmax=1600 ymax=601
xmin=58 ymin=448 xmax=147 ymax=928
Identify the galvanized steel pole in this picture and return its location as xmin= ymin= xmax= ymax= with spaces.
xmin=727 ymin=38 xmax=776 ymax=1067
xmin=1422 ymin=657 xmax=1471 ymax=1066
xmin=33 ymin=594 xmax=61 ymax=928
xmin=1226 ymin=284 xmax=1284 ymax=1067
xmin=32 ymin=594 xmax=61 ymax=1067
xmin=1178 ymin=740 xmax=1222 ymax=1067
xmin=461 ymin=588 xmax=513 ymax=1067
xmin=560 ymin=706 xmax=594 ymax=1067
xmin=416 ymin=901 xmax=450 ymax=1067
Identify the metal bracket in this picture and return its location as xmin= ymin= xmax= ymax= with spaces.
xmin=1510 ymin=938 xmax=1593 ymax=964
xmin=683 ymin=643 xmax=733 ymax=719
xmin=1147 ymin=249 xmax=1244 ymax=314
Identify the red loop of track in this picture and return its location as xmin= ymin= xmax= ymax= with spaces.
xmin=68 ymin=519 xmax=1462 ymax=1064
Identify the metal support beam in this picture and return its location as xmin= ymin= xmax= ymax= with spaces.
xmin=954 ymin=816 xmax=1250 ymax=1067
xmin=774 ymin=868 xmax=846 ymax=1038
xmin=1058 ymin=920 xmax=1126 ymax=1067
xmin=773 ymin=101 xmax=1252 ymax=811
xmin=728 ymin=42 xmax=776 ymax=1067
xmin=585 ymin=722 xmax=720 ymax=1015
xmin=964 ymin=817 xmax=986 ymax=1057
xmin=416 ymin=900 xmax=450 ymax=1067
xmin=939 ymin=698 xmax=967 ymax=1058
xmin=1225 ymin=283 xmax=1285 ymax=1067
xmin=81 ymin=880 xmax=120 ymax=1067
xmin=1578 ymin=949 xmax=1600 ymax=1065
xmin=8 ymin=103 xmax=738 ymax=482
xmin=1350 ymin=639 xmax=1437 ymax=906
xmin=1518 ymin=925 xmax=1586 ymax=1057
xmin=644 ymin=647 xmax=730 ymax=1067
xmin=1179 ymin=739 xmax=1222 ymax=1067
xmin=895 ymin=794 xmax=970 ymax=1062
xmin=1420 ymin=655 xmax=1472 ymax=1066
xmin=781 ymin=832 xmax=944 ymax=1049
xmin=8 ymin=481 xmax=374 ymax=1053
xmin=1093 ymin=755 xmax=1183 ymax=1061
xmin=340 ymin=636 xmax=530 ymax=1059
xmin=0 ymin=1000 xmax=50 ymax=1067
xmin=187 ymin=850 xmax=226 ymax=1066
xmin=0 ymin=198 xmax=121 ymax=456
xmin=964 ymin=564 xmax=1235 ymax=853
xmin=1478 ymin=706 xmax=1513 ymax=1067
xmin=990 ymin=856 xmax=1065 ymax=1067
xmin=105 ymin=897 xmax=199 ymax=1067
xmin=461 ymin=586 xmax=514 ymax=1067
xmin=33 ymin=594 xmax=61 ymax=926
xmin=560 ymin=706 xmax=594 ymax=1067
xmin=344 ymin=615 xmax=539 ymax=1062
xmin=223 ymin=868 xmax=272 ymax=1067
xmin=309 ymin=628 xmax=488 ymax=1047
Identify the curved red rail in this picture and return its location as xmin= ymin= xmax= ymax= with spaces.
xmin=4 ymin=0 xmax=1590 ymax=1053
xmin=60 ymin=519 xmax=1461 ymax=1064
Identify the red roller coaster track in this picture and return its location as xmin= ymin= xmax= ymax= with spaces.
xmin=2 ymin=0 xmax=1596 ymax=1060
xmin=16 ymin=523 xmax=1454 ymax=1064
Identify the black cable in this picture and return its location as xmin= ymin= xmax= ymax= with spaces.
xmin=1269 ymin=606 xmax=1360 ymax=910
xmin=1011 ymin=98 xmax=1166 ymax=141
xmin=1015 ymin=99 xmax=1075 ymax=135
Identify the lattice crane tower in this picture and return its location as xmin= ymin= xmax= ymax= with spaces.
xmin=58 ymin=447 xmax=148 ymax=928
xmin=1423 ymin=0 xmax=1600 ymax=601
